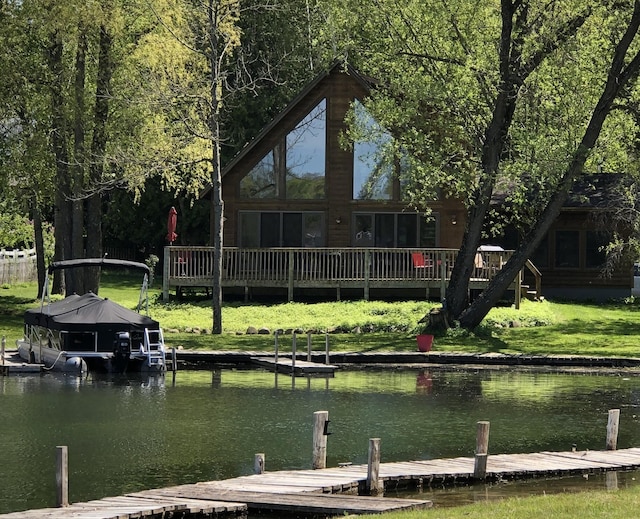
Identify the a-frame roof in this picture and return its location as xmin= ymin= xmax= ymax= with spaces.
xmin=200 ymin=60 xmax=373 ymax=199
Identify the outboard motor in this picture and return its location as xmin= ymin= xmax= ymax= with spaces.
xmin=113 ymin=332 xmax=131 ymax=373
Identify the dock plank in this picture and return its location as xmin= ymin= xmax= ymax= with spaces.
xmin=143 ymin=487 xmax=431 ymax=515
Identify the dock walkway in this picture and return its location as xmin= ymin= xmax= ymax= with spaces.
xmin=251 ymin=356 xmax=337 ymax=375
xmin=5 ymin=447 xmax=640 ymax=518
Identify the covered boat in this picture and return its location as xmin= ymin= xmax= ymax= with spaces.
xmin=17 ymin=259 xmax=166 ymax=374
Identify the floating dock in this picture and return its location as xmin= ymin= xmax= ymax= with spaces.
xmin=251 ymin=356 xmax=337 ymax=375
xmin=7 ymin=447 xmax=640 ymax=518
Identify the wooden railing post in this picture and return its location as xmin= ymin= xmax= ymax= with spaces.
xmin=366 ymin=438 xmax=382 ymax=496
xmin=56 ymin=445 xmax=69 ymax=507
xmin=1 ymin=335 xmax=5 ymax=366
xmin=364 ymin=249 xmax=370 ymax=301
xmin=288 ymin=250 xmax=295 ymax=301
xmin=307 ymin=332 xmax=312 ymax=362
xmin=606 ymin=409 xmax=620 ymax=450
xmin=474 ymin=421 xmax=490 ymax=479
xmin=312 ymin=411 xmax=329 ymax=469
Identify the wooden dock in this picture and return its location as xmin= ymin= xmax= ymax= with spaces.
xmin=251 ymin=356 xmax=337 ymax=375
xmin=0 ymin=350 xmax=42 ymax=375
xmin=7 ymin=446 xmax=640 ymax=518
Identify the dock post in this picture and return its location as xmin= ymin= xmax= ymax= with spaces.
xmin=312 ymin=410 xmax=329 ymax=469
xmin=307 ymin=332 xmax=312 ymax=362
xmin=254 ymin=453 xmax=265 ymax=474
xmin=1 ymin=335 xmax=5 ymax=366
xmin=56 ymin=445 xmax=69 ymax=507
xmin=325 ymin=333 xmax=330 ymax=364
xmin=292 ymin=332 xmax=297 ymax=372
xmin=366 ymin=438 xmax=383 ymax=496
xmin=606 ymin=409 xmax=620 ymax=450
xmin=274 ymin=331 xmax=279 ymax=367
xmin=474 ymin=421 xmax=490 ymax=479
xmin=171 ymin=347 xmax=177 ymax=372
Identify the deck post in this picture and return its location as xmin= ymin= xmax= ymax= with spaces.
xmin=274 ymin=331 xmax=279 ymax=366
xmin=162 ymin=246 xmax=170 ymax=301
xmin=474 ymin=421 xmax=490 ymax=479
xmin=254 ymin=453 xmax=265 ymax=474
xmin=1 ymin=335 xmax=5 ymax=366
xmin=515 ymin=269 xmax=522 ymax=309
xmin=606 ymin=409 xmax=620 ymax=450
xmin=312 ymin=410 xmax=329 ymax=469
xmin=367 ymin=438 xmax=383 ymax=496
xmin=56 ymin=445 xmax=69 ymax=507
xmin=307 ymin=332 xmax=312 ymax=362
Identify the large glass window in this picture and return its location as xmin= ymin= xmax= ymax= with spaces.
xmin=240 ymin=151 xmax=277 ymax=198
xmin=286 ymin=100 xmax=326 ymax=199
xmin=555 ymin=230 xmax=580 ymax=268
xmin=352 ymin=213 xmax=437 ymax=247
xmin=353 ymin=101 xmax=394 ymax=200
xmin=239 ymin=212 xmax=325 ymax=247
xmin=240 ymin=100 xmax=326 ymax=200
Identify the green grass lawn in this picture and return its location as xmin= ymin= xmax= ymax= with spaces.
xmin=2 ymin=276 xmax=640 ymax=357
xmin=357 ymin=484 xmax=640 ymax=519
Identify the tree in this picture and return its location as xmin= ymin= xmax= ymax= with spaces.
xmin=146 ymin=0 xmax=322 ymax=333
xmin=322 ymin=0 xmax=640 ymax=328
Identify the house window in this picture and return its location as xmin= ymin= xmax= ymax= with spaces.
xmin=531 ymin=234 xmax=549 ymax=268
xmin=353 ymin=213 xmax=437 ymax=247
xmin=352 ymin=100 xmax=394 ymax=200
xmin=239 ymin=211 xmax=325 ymax=247
xmin=240 ymin=100 xmax=326 ymax=200
xmin=555 ymin=230 xmax=580 ymax=268
xmin=585 ymin=231 xmax=607 ymax=268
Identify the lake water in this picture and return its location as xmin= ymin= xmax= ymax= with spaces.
xmin=2 ymin=367 xmax=640 ymax=514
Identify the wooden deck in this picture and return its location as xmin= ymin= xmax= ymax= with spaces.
xmin=5 ymin=447 xmax=640 ymax=518
xmin=162 ymin=246 xmax=522 ymax=302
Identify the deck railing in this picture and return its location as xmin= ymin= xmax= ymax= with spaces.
xmin=162 ymin=246 xmax=516 ymax=301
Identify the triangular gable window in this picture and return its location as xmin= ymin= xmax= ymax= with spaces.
xmin=240 ymin=99 xmax=326 ymax=199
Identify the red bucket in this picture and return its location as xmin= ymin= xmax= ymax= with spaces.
xmin=416 ymin=334 xmax=434 ymax=352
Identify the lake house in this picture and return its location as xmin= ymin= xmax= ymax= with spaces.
xmin=162 ymin=63 xmax=631 ymax=303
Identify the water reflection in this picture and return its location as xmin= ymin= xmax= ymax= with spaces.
xmin=2 ymin=368 xmax=640 ymax=514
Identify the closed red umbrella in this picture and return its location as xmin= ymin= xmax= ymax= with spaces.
xmin=166 ymin=207 xmax=178 ymax=245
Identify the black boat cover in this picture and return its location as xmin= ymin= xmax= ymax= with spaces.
xmin=24 ymin=292 xmax=158 ymax=332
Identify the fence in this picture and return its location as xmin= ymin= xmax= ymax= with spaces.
xmin=0 ymin=248 xmax=37 ymax=284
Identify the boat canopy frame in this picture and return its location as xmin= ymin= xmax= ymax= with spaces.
xmin=41 ymin=258 xmax=152 ymax=315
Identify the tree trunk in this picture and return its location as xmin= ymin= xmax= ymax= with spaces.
xmin=208 ymin=4 xmax=224 ymax=335
xmin=48 ymin=30 xmax=71 ymax=296
xmin=85 ymin=23 xmax=113 ymax=294
xmin=32 ymin=201 xmax=47 ymax=299
xmin=71 ymin=25 xmax=88 ymax=295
